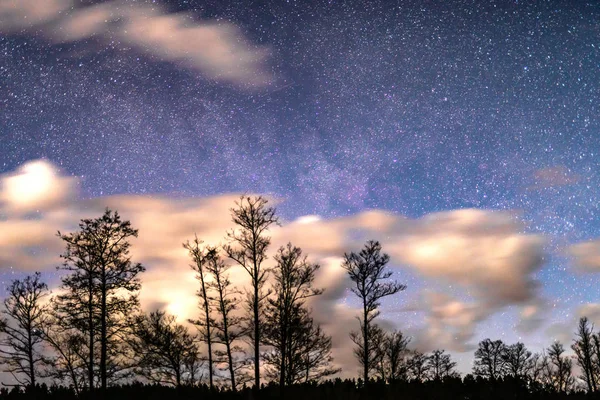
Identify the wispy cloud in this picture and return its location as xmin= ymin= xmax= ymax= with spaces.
xmin=0 ymin=0 xmax=271 ymax=86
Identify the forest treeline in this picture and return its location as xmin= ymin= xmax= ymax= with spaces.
xmin=0 ymin=196 xmax=599 ymax=399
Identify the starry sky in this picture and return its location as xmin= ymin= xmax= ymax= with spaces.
xmin=1 ymin=0 xmax=600 ymax=374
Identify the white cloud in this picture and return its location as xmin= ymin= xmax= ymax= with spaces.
xmin=0 ymin=160 xmax=77 ymax=214
xmin=0 ymin=0 xmax=271 ymax=86
xmin=389 ymin=209 xmax=545 ymax=307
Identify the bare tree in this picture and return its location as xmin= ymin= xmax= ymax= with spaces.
xmin=0 ymin=273 xmax=50 ymax=388
xmin=473 ymin=339 xmax=506 ymax=380
xmin=572 ymin=317 xmax=597 ymax=392
xmin=130 ymin=311 xmax=200 ymax=387
xmin=407 ymin=351 xmax=429 ymax=382
xmin=502 ymin=342 xmax=533 ymax=379
xmin=223 ymin=196 xmax=278 ymax=389
xmin=205 ymin=248 xmax=247 ymax=391
xmin=426 ymin=350 xmax=458 ymax=380
xmin=41 ymin=305 xmax=89 ymax=394
xmin=547 ymin=341 xmax=574 ymax=393
xmin=342 ymin=240 xmax=405 ymax=384
xmin=297 ymin=322 xmax=340 ymax=383
xmin=56 ymin=209 xmax=145 ymax=391
xmin=375 ymin=329 xmax=410 ymax=382
xmin=184 ymin=236 xmax=216 ymax=390
xmin=262 ymin=243 xmax=323 ymax=389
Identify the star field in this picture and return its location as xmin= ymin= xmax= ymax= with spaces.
xmin=1 ymin=0 xmax=600 ymax=370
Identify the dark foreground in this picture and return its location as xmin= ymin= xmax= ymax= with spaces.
xmin=2 ymin=378 xmax=600 ymax=400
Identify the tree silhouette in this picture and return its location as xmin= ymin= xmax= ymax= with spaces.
xmin=130 ymin=311 xmax=199 ymax=387
xmin=547 ymin=341 xmax=573 ymax=393
xmin=342 ymin=240 xmax=405 ymax=384
xmin=407 ymin=351 xmax=429 ymax=382
xmin=184 ymin=236 xmax=216 ymax=390
xmin=473 ymin=339 xmax=506 ymax=380
xmin=376 ymin=330 xmax=410 ymax=382
xmin=262 ymin=244 xmax=339 ymax=388
xmin=572 ymin=317 xmax=597 ymax=392
xmin=0 ymin=273 xmax=50 ymax=388
xmin=223 ymin=196 xmax=278 ymax=389
xmin=40 ymin=305 xmax=88 ymax=395
xmin=502 ymin=342 xmax=533 ymax=379
xmin=426 ymin=350 xmax=458 ymax=380
xmin=56 ymin=209 xmax=145 ymax=391
xmin=205 ymin=247 xmax=248 ymax=391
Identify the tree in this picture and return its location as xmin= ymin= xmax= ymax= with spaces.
xmin=41 ymin=306 xmax=88 ymax=395
xmin=0 ymin=273 xmax=50 ymax=387
xmin=342 ymin=240 xmax=406 ymax=383
xmin=130 ymin=311 xmax=199 ymax=387
xmin=184 ymin=237 xmax=216 ymax=390
xmin=502 ymin=342 xmax=533 ymax=379
xmin=375 ymin=330 xmax=410 ymax=382
xmin=205 ymin=248 xmax=247 ymax=391
xmin=56 ymin=209 xmax=145 ymax=391
xmin=572 ymin=317 xmax=597 ymax=392
xmin=296 ymin=322 xmax=340 ymax=383
xmin=473 ymin=339 xmax=506 ymax=380
xmin=262 ymin=244 xmax=338 ymax=388
xmin=223 ymin=196 xmax=278 ymax=389
xmin=426 ymin=350 xmax=458 ymax=380
xmin=407 ymin=351 xmax=429 ymax=382
xmin=547 ymin=341 xmax=574 ymax=393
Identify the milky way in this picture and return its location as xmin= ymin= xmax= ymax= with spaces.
xmin=1 ymin=0 xmax=600 ymax=370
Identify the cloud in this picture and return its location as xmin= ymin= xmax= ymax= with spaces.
xmin=407 ymin=292 xmax=484 ymax=353
xmin=516 ymin=300 xmax=549 ymax=334
xmin=0 ymin=159 xmax=552 ymax=370
xmin=389 ymin=209 xmax=545 ymax=308
xmin=529 ymin=166 xmax=580 ymax=190
xmin=0 ymin=0 xmax=270 ymax=86
xmin=568 ymin=240 xmax=600 ymax=273
xmin=0 ymin=159 xmax=77 ymax=214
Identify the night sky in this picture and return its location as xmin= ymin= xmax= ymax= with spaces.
xmin=1 ymin=0 xmax=600 ymax=373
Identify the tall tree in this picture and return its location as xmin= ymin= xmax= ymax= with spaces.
xmin=376 ymin=330 xmax=410 ymax=382
xmin=547 ymin=341 xmax=573 ymax=393
xmin=407 ymin=351 xmax=430 ymax=382
xmin=262 ymin=244 xmax=323 ymax=389
xmin=130 ymin=311 xmax=199 ymax=387
xmin=342 ymin=240 xmax=405 ymax=384
xmin=57 ymin=209 xmax=145 ymax=391
xmin=572 ymin=317 xmax=597 ymax=392
xmin=426 ymin=350 xmax=458 ymax=380
xmin=184 ymin=237 xmax=216 ymax=390
xmin=205 ymin=248 xmax=246 ymax=391
xmin=502 ymin=342 xmax=533 ymax=379
xmin=41 ymin=306 xmax=88 ymax=395
xmin=473 ymin=339 xmax=507 ymax=380
xmin=224 ymin=196 xmax=278 ymax=389
xmin=0 ymin=273 xmax=50 ymax=388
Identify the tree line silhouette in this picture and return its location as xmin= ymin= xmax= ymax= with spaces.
xmin=0 ymin=196 xmax=598 ymax=399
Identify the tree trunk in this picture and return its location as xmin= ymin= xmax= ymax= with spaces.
xmin=363 ymin=302 xmax=369 ymax=385
xmin=254 ymin=280 xmax=260 ymax=390
xmin=27 ymin=329 xmax=35 ymax=388
xmin=88 ymin=277 xmax=94 ymax=391
xmin=100 ymin=275 xmax=107 ymax=391
xmin=203 ymin=288 xmax=213 ymax=390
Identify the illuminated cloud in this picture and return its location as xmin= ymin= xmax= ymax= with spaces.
xmin=0 ymin=159 xmax=77 ymax=214
xmin=0 ymin=0 xmax=270 ymax=86
xmin=568 ymin=240 xmax=600 ymax=272
xmin=390 ymin=209 xmax=545 ymax=307
xmin=0 ymin=160 xmax=552 ymax=366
